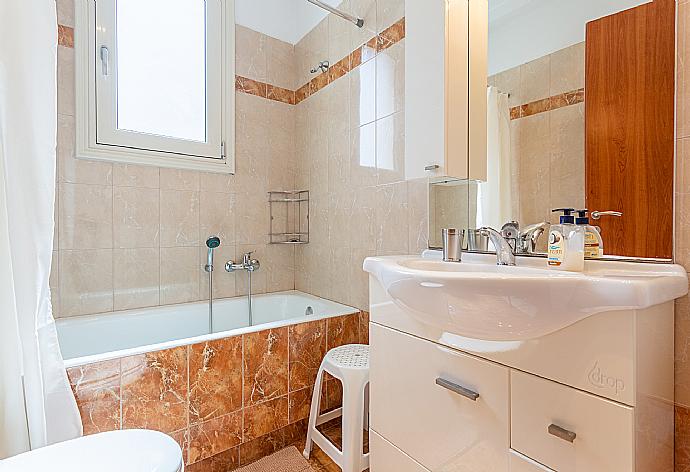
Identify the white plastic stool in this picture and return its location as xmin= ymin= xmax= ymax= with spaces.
xmin=303 ymin=344 xmax=370 ymax=472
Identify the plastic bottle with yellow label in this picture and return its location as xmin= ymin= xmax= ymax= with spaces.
xmin=576 ymin=209 xmax=604 ymax=258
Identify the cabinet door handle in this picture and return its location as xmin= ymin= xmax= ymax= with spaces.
xmin=548 ymin=423 xmax=577 ymax=443
xmin=435 ymin=377 xmax=479 ymax=401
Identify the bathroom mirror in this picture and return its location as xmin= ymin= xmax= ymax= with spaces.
xmin=430 ymin=0 xmax=675 ymax=261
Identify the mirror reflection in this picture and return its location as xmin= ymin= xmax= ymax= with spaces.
xmin=430 ymin=0 xmax=674 ymax=260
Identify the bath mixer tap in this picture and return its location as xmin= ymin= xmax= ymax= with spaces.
xmin=225 ymin=252 xmax=260 ymax=273
xmin=479 ymin=227 xmax=516 ymax=266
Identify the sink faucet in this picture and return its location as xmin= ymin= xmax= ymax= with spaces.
xmin=479 ymin=227 xmax=516 ymax=266
xmin=517 ymin=222 xmax=550 ymax=254
xmin=225 ymin=252 xmax=260 ymax=273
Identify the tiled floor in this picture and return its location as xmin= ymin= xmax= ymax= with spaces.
xmin=291 ymin=418 xmax=370 ymax=472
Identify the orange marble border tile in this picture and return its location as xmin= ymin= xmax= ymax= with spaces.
xmin=58 ymin=25 xmax=74 ymax=48
xmin=235 ymin=76 xmax=267 ymax=99
xmin=511 ymin=88 xmax=585 ymax=120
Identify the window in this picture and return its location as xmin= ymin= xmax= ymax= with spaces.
xmin=75 ymin=0 xmax=235 ymax=172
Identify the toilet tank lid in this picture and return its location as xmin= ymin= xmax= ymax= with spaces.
xmin=0 ymin=429 xmax=183 ymax=472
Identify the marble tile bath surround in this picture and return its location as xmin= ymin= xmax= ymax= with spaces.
xmin=67 ymin=311 xmax=368 ymax=470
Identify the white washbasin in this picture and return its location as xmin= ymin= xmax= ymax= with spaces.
xmin=363 ymin=252 xmax=688 ymax=341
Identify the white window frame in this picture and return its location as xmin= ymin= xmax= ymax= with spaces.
xmin=75 ymin=0 xmax=235 ymax=173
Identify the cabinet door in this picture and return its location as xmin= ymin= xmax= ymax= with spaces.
xmin=405 ymin=0 xmax=487 ymax=181
xmin=370 ymin=323 xmax=509 ymax=471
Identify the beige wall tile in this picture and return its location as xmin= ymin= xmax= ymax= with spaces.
xmin=407 ymin=178 xmax=429 ymax=254
xmin=493 ymin=66 xmax=522 ymax=108
xmin=350 ymin=186 xmax=377 ymax=251
xmin=160 ymin=247 xmax=200 ymax=304
xmin=59 ymin=183 xmax=113 ymax=250
xmin=513 ymin=113 xmax=551 ymax=226
xmin=549 ymin=103 xmax=585 ymax=211
xmin=60 ymin=249 xmax=113 ymax=316
xmin=236 ymin=25 xmax=268 ymax=82
xmin=160 ymin=169 xmax=200 ymax=191
xmin=375 ymin=181 xmax=409 ymax=255
xmin=58 ymin=114 xmax=113 ymax=185
xmin=328 ymin=190 xmax=355 ymax=249
xmin=676 ymin=192 xmax=690 ymax=270
xmin=236 ymin=191 xmax=270 ymax=246
xmin=678 ymin=1 xmax=690 ymax=139
xmin=113 ymin=164 xmax=160 ymax=188
xmin=266 ymin=36 xmax=296 ymax=91
xmin=377 ymin=0 xmax=405 ymax=33
xmin=348 ymin=0 xmax=377 ymax=50
xmin=329 ymin=2 xmax=353 ymax=63
xmin=677 ymin=296 xmax=690 ymax=408
xmin=113 ymin=187 xmax=160 ymax=249
xmin=327 ymin=79 xmax=352 ymax=193
xmin=113 ymin=248 xmax=160 ymax=310
xmin=200 ymin=192 xmax=236 ymax=246
xmin=550 ymin=42 xmax=585 ymax=96
xmin=160 ymin=190 xmax=200 ymax=247
xmin=350 ymin=247 xmax=375 ymax=310
xmin=50 ymin=250 xmax=60 ymax=317
xmin=264 ymin=244 xmax=296 ymax=293
xmin=520 ymin=55 xmax=551 ymax=104
xmin=56 ymin=0 xmax=75 ymax=27
xmin=57 ymin=46 xmax=75 ymax=116
xmin=201 ymin=172 xmax=236 ymax=194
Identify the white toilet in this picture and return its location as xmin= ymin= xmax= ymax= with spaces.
xmin=0 ymin=429 xmax=183 ymax=472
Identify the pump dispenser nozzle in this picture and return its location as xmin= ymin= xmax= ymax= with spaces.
xmin=575 ymin=209 xmax=590 ymax=225
xmin=552 ymin=208 xmax=576 ymax=224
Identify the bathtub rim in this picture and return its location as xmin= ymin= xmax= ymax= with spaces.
xmin=60 ymin=290 xmax=359 ymax=369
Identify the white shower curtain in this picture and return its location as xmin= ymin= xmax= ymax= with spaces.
xmin=476 ymin=86 xmax=513 ymax=230
xmin=0 ymin=1 xmax=82 ymax=459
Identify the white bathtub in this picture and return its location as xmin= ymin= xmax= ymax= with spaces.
xmin=57 ymin=290 xmax=357 ymax=367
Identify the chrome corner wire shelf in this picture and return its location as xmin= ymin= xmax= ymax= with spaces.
xmin=269 ymin=190 xmax=310 ymax=244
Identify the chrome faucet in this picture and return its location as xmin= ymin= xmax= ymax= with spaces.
xmin=479 ymin=227 xmax=516 ymax=266
xmin=225 ymin=252 xmax=260 ymax=273
xmin=517 ymin=222 xmax=550 ymax=255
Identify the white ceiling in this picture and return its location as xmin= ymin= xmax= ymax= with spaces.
xmin=235 ymin=0 xmax=345 ymax=45
xmin=489 ymin=0 xmax=651 ymax=76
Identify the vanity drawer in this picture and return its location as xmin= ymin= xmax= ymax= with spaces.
xmin=510 ymin=370 xmax=634 ymax=472
xmin=370 ymin=323 xmax=510 ymax=471
xmin=370 ymin=430 xmax=430 ymax=472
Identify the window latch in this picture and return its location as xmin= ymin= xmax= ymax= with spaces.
xmin=100 ymin=45 xmax=109 ymax=76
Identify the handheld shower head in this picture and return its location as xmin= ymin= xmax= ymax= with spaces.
xmin=205 ymin=236 xmax=221 ymax=272
xmin=206 ymin=236 xmax=221 ymax=249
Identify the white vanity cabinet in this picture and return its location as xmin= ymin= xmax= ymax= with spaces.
xmin=367 ymin=263 xmax=678 ymax=472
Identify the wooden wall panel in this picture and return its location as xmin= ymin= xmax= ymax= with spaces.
xmin=585 ymin=0 xmax=675 ymax=259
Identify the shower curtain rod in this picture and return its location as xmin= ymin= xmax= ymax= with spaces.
xmin=306 ymin=0 xmax=364 ymax=28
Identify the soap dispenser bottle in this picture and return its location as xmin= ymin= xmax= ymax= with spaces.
xmin=548 ymin=208 xmax=585 ymax=271
xmin=575 ymin=209 xmax=604 ymax=258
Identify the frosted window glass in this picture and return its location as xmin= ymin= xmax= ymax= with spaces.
xmin=116 ymin=0 xmax=207 ymax=142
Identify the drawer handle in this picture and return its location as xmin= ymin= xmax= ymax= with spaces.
xmin=435 ymin=378 xmax=479 ymax=401
xmin=548 ymin=424 xmax=577 ymax=443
